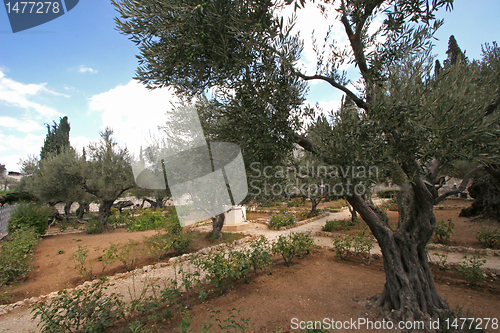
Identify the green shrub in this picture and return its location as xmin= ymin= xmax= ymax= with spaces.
xmin=117 ymin=239 xmax=143 ymax=271
xmin=434 ymin=219 xmax=454 ymax=244
xmin=8 ymin=203 xmax=52 ymax=235
xmin=145 ymin=232 xmax=172 ymax=260
xmin=269 ymin=212 xmax=296 ymax=229
xmin=476 ymin=228 xmax=500 ymax=249
xmin=322 ymin=218 xmax=353 ymax=232
xmin=127 ymin=209 xmax=167 ymax=231
xmin=286 ymin=200 xmax=301 ymax=208
xmin=0 ymin=226 xmax=39 ymax=286
xmin=456 ymin=254 xmax=487 ymax=285
xmin=0 ymin=191 xmax=34 ymax=205
xmin=248 ymin=236 xmax=273 ymax=273
xmin=257 ymin=200 xmax=281 ymax=208
xmin=32 ymin=281 xmax=124 ymax=333
xmin=170 ymin=233 xmax=191 ymax=254
xmin=71 ymin=244 xmax=118 ymax=280
xmin=272 ymin=232 xmax=314 ymax=266
xmin=85 ymin=219 xmax=103 ymax=234
xmin=332 ymin=234 xmax=351 ymax=260
xmin=332 ymin=233 xmax=374 ymax=264
xmin=192 ymin=251 xmax=233 ymax=292
xmin=108 ymin=208 xmax=130 ymax=226
xmin=352 ymin=233 xmax=374 ymax=264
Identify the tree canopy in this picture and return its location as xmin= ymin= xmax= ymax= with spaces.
xmin=113 ymin=0 xmax=500 ymax=320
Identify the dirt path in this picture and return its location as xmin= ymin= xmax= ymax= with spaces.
xmin=1 ymin=201 xmax=500 ymax=332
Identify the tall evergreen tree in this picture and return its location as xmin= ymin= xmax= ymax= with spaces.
xmin=40 ymin=116 xmax=71 ymax=160
xmin=444 ymin=35 xmax=466 ymax=67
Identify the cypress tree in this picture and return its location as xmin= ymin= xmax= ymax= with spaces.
xmin=40 ymin=116 xmax=71 ymax=160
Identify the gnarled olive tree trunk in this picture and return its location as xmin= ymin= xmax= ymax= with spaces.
xmin=347 ymin=178 xmax=448 ymax=320
xmin=97 ymin=200 xmax=114 ymax=229
xmin=76 ymin=201 xmax=89 ymax=219
xmin=211 ymin=213 xmax=225 ymax=239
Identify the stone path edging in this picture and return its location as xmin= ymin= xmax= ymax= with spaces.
xmin=426 ymin=243 xmax=500 ymax=257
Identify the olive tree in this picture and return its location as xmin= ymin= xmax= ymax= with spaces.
xmin=113 ymin=0 xmax=500 ymax=320
xmin=82 ymin=128 xmax=135 ymax=228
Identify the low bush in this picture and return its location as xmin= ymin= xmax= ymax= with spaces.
xmin=248 ymin=236 xmax=273 ymax=273
xmin=332 ymin=234 xmax=351 ymax=260
xmin=325 ymin=199 xmax=346 ymax=210
xmin=456 ymin=254 xmax=487 ymax=285
xmin=85 ymin=219 xmax=103 ymax=234
xmin=476 ymin=228 xmax=500 ymax=249
xmin=145 ymin=232 xmax=172 ymax=260
xmin=32 ymin=281 xmax=124 ymax=333
xmin=321 ymin=218 xmax=354 ymax=232
xmin=0 ymin=226 xmax=39 ymax=286
xmin=434 ymin=219 xmax=454 ymax=244
xmin=8 ymin=203 xmax=52 ymax=235
xmin=192 ymin=237 xmax=276 ymax=292
xmin=286 ymin=200 xmax=301 ymax=208
xmin=117 ymin=239 xmax=143 ymax=271
xmin=170 ymin=233 xmax=192 ymax=254
xmin=268 ymin=212 xmax=296 ymax=229
xmin=332 ymin=233 xmax=374 ymax=264
xmin=272 ymin=232 xmax=314 ymax=266
xmin=257 ymin=200 xmax=281 ymax=208
xmin=127 ymin=209 xmax=167 ymax=231
xmin=71 ymin=244 xmax=118 ymax=280
xmin=108 ymin=208 xmax=131 ymax=226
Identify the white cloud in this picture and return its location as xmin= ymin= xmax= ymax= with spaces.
xmin=316 ymin=98 xmax=342 ymax=116
xmin=0 ymin=116 xmax=43 ymax=132
xmin=0 ymin=68 xmax=64 ymax=117
xmin=0 ymin=133 xmax=44 ymax=172
xmin=78 ymin=65 xmax=98 ymax=74
xmin=88 ymin=80 xmax=183 ymax=156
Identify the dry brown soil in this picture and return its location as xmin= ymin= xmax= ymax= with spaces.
xmin=0 ymin=229 xmax=244 ymax=305
xmin=123 ymin=248 xmax=499 ymax=333
xmin=2 ymin=199 xmax=500 ymax=332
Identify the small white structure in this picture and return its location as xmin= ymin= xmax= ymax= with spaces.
xmin=222 ymin=205 xmax=249 ymax=231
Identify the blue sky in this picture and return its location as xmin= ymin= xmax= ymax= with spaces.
xmin=0 ymin=0 xmax=499 ymax=172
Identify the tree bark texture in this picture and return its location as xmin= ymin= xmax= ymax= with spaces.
xmin=98 ymin=200 xmax=114 ymax=229
xmin=76 ymin=202 xmax=89 ymax=219
xmin=64 ymin=202 xmax=72 ymax=220
xmin=460 ymin=173 xmax=500 ymax=221
xmin=211 ymin=213 xmax=225 ymax=239
xmin=347 ymin=179 xmax=448 ymax=320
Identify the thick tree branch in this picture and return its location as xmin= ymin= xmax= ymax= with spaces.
xmin=83 ymin=183 xmax=99 ymax=197
xmin=296 ymin=73 xmax=369 ymax=110
xmin=341 ymin=13 xmax=369 ymax=82
xmin=434 ymin=165 xmax=485 ymax=204
xmin=354 ymin=0 xmax=385 ymax=45
xmin=483 ymin=162 xmax=500 ymax=182
xmin=293 ymin=133 xmax=338 ymax=166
